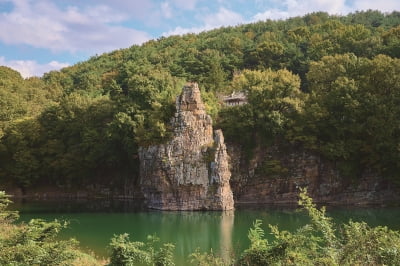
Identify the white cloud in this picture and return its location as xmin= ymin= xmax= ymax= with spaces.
xmin=163 ymin=7 xmax=244 ymax=36
xmin=0 ymin=0 xmax=151 ymax=54
xmin=57 ymin=0 xmax=156 ymax=22
xmin=204 ymin=7 xmax=244 ymax=28
xmin=161 ymin=1 xmax=173 ymax=18
xmin=165 ymin=26 xmax=201 ymax=36
xmin=352 ymin=0 xmax=400 ymax=13
xmin=252 ymin=0 xmax=400 ymax=21
xmin=253 ymin=0 xmax=347 ymax=21
xmin=253 ymin=9 xmax=290 ymax=21
xmin=0 ymin=57 xmax=70 ymax=78
xmin=171 ymin=0 xmax=198 ymax=10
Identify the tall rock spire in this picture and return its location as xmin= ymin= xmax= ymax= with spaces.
xmin=139 ymin=83 xmax=234 ymax=210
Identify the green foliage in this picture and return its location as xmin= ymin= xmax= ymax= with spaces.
xmin=0 ymin=191 xmax=100 ymax=266
xmin=110 ymin=62 xmax=184 ymax=146
xmin=0 ymin=117 xmax=43 ymax=187
xmin=232 ymin=69 xmax=303 ymax=139
xmin=0 ymin=220 xmax=80 ymax=266
xmin=201 ymin=89 xmax=221 ymax=120
xmin=340 ymin=221 xmax=400 ymax=265
xmin=290 ymin=53 xmax=400 ymax=179
xmin=0 ymin=191 xmax=18 ymax=222
xmin=0 ymin=67 xmax=58 ymax=138
xmin=217 ymin=104 xmax=255 ymax=145
xmin=298 ymin=188 xmax=337 ymax=259
xmin=218 ymin=68 xmax=303 ymax=160
xmin=0 ymin=94 xmax=140 ymax=187
xmin=108 ymin=233 xmax=175 ymax=266
xmin=189 ymin=248 xmax=228 ymax=266
xmin=237 ymin=188 xmax=400 ymax=265
xmin=3 ymin=10 xmax=400 ymax=188
xmin=256 ymin=159 xmax=289 ymax=178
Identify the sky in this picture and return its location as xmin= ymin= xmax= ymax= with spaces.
xmin=0 ymin=0 xmax=399 ymax=78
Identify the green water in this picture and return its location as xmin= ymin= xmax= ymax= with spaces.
xmin=11 ymin=200 xmax=400 ymax=265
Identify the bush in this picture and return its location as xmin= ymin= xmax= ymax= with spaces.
xmin=0 ymin=191 xmax=100 ymax=266
xmin=108 ymin=234 xmax=175 ymax=266
xmin=189 ymin=248 xmax=228 ymax=266
xmin=238 ymin=188 xmax=400 ymax=265
xmin=340 ymin=221 xmax=400 ymax=265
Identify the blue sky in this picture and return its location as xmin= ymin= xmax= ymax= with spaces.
xmin=0 ymin=0 xmax=399 ymax=78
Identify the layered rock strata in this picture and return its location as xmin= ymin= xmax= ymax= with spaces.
xmin=139 ymin=83 xmax=234 ymax=210
xmin=228 ymin=144 xmax=400 ymax=206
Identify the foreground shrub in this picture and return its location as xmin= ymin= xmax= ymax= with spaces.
xmin=0 ymin=191 xmax=100 ymax=266
xmin=189 ymin=248 xmax=229 ymax=266
xmin=238 ymin=188 xmax=400 ymax=266
xmin=108 ymin=233 xmax=175 ymax=266
xmin=340 ymin=221 xmax=400 ymax=265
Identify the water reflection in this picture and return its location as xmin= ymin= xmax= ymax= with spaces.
xmin=10 ymin=198 xmax=146 ymax=213
xmin=220 ymin=211 xmax=234 ymax=263
xmin=154 ymin=211 xmax=234 ymax=264
xmin=154 ymin=210 xmax=234 ymax=264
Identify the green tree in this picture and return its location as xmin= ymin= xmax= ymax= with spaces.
xmin=108 ymin=234 xmax=175 ymax=266
xmin=231 ymin=69 xmax=303 ymax=140
xmin=290 ymin=53 xmax=400 ymax=179
xmin=0 ymin=191 xmax=100 ymax=265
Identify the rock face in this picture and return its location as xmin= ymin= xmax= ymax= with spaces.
xmin=139 ymin=83 xmax=234 ymax=210
xmin=228 ymin=144 xmax=400 ymax=206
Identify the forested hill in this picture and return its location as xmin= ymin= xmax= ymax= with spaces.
xmin=1 ymin=10 xmax=400 ymax=190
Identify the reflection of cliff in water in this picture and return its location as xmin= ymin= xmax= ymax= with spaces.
xmin=155 ymin=211 xmax=234 ymax=264
xmin=10 ymin=198 xmax=147 ymax=213
xmin=220 ymin=211 xmax=234 ymax=263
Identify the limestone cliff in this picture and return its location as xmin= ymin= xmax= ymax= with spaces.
xmin=228 ymin=143 xmax=400 ymax=206
xmin=139 ymin=83 xmax=234 ymax=210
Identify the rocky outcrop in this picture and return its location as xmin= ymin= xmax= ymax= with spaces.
xmin=228 ymin=144 xmax=400 ymax=206
xmin=139 ymin=83 xmax=234 ymax=210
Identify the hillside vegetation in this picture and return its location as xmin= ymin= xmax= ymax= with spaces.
xmin=1 ymin=10 xmax=400 ymax=189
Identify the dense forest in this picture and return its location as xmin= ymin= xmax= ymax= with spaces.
xmin=1 ymin=10 xmax=400 ymax=190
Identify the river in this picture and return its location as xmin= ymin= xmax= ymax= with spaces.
xmin=11 ymin=199 xmax=400 ymax=265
